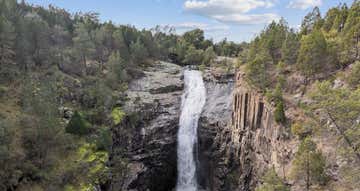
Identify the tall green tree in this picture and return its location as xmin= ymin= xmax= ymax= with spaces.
xmin=73 ymin=22 xmax=96 ymax=67
xmin=21 ymin=76 xmax=68 ymax=182
xmin=281 ymin=30 xmax=299 ymax=65
xmin=343 ymin=1 xmax=360 ymax=62
xmin=292 ymin=137 xmax=327 ymax=191
xmin=113 ymin=28 xmax=130 ymax=61
xmin=129 ymin=38 xmax=149 ymax=65
xmin=301 ymin=7 xmax=323 ymax=35
xmin=310 ymin=81 xmax=360 ymax=160
xmin=245 ymin=53 xmax=270 ymax=90
xmin=106 ymin=51 xmax=127 ymax=86
xmin=0 ymin=16 xmax=15 ymax=66
xmin=0 ymin=16 xmax=16 ymax=80
xmin=182 ymin=29 xmax=205 ymax=50
xmin=297 ymin=30 xmax=328 ymax=78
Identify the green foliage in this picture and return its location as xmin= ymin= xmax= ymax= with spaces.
xmin=203 ymin=46 xmax=216 ymax=66
xmin=130 ymin=38 xmax=149 ymax=65
xmin=256 ymin=167 xmax=289 ymax=191
xmin=281 ymin=31 xmax=300 ymax=65
xmin=275 ymin=100 xmax=286 ymax=124
xmin=310 ymin=81 xmax=360 ymax=158
xmin=64 ymin=142 xmax=109 ymax=190
xmin=0 ymin=15 xmax=15 ymax=65
xmin=245 ymin=54 xmax=269 ymax=90
xmin=301 ymin=7 xmax=323 ymax=34
xmin=214 ymin=38 xmax=243 ymax=57
xmin=106 ymin=51 xmax=128 ymax=88
xmin=20 ymin=76 xmax=70 ymax=185
xmin=96 ymin=127 xmax=112 ymax=151
xmin=292 ymin=137 xmax=328 ymax=190
xmin=347 ymin=61 xmax=360 ymax=87
xmin=183 ymin=45 xmax=204 ymax=65
xmin=297 ymin=30 xmax=328 ymax=77
xmin=66 ymin=111 xmax=90 ymax=136
xmin=263 ymin=19 xmax=288 ymax=63
xmin=291 ymin=122 xmax=312 ymax=139
xmin=73 ymin=22 xmax=96 ymax=66
xmin=342 ymin=1 xmax=360 ymax=62
xmin=182 ymin=29 xmax=205 ymax=49
xmin=0 ymin=118 xmax=22 ymax=191
xmin=111 ymin=107 xmax=125 ymax=125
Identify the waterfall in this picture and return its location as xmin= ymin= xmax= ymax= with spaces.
xmin=176 ymin=70 xmax=206 ymax=191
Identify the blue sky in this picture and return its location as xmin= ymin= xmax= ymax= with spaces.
xmin=25 ymin=0 xmax=354 ymax=42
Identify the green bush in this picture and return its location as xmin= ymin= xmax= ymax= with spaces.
xmin=347 ymin=61 xmax=360 ymax=88
xmin=111 ymin=107 xmax=125 ymax=125
xmin=274 ymin=100 xmax=286 ymax=124
xmin=96 ymin=127 xmax=112 ymax=151
xmin=291 ymin=122 xmax=312 ymax=139
xmin=256 ymin=167 xmax=290 ymax=191
xmin=66 ymin=111 xmax=90 ymax=135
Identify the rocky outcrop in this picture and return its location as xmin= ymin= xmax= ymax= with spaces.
xmin=197 ymin=69 xmax=235 ymax=190
xmin=109 ymin=63 xmax=294 ymax=191
xmin=110 ymin=61 xmax=183 ymax=191
xmin=199 ymin=71 xmax=295 ymax=191
xmin=229 ymin=72 xmax=288 ymax=190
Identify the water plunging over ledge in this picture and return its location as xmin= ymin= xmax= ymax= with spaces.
xmin=176 ymin=70 xmax=206 ymax=191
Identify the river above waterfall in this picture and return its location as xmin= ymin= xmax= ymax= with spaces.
xmin=176 ymin=70 xmax=206 ymax=191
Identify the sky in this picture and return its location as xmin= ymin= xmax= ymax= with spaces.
xmin=25 ymin=0 xmax=354 ymax=42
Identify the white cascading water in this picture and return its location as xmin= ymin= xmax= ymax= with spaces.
xmin=176 ymin=70 xmax=206 ymax=191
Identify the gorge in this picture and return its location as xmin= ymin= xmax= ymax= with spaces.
xmin=1 ymin=1 xmax=360 ymax=191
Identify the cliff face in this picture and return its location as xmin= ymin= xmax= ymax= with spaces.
xmin=197 ymin=69 xmax=235 ymax=190
xmin=109 ymin=64 xmax=294 ymax=191
xmin=199 ymin=72 xmax=294 ymax=191
xmin=110 ymin=61 xmax=183 ymax=191
xmin=229 ymin=72 xmax=293 ymax=190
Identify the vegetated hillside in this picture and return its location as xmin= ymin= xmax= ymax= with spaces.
xmin=1 ymin=0 xmax=359 ymax=190
xmin=0 ymin=0 xmax=242 ymax=190
xmin=238 ymin=1 xmax=360 ymax=190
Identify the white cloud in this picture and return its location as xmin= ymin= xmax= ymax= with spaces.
xmin=212 ymin=13 xmax=279 ymax=24
xmin=288 ymin=0 xmax=322 ymax=10
xmin=171 ymin=22 xmax=230 ymax=32
xmin=184 ymin=0 xmax=279 ymax=25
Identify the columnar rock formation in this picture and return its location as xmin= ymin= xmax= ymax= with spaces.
xmin=229 ymin=72 xmax=293 ymax=190
xmin=199 ymin=71 xmax=294 ymax=191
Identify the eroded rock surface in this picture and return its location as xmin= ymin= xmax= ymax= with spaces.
xmin=110 ymin=61 xmax=183 ymax=191
xmin=198 ymin=71 xmax=295 ymax=191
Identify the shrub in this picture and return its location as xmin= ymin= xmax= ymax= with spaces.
xmin=96 ymin=127 xmax=112 ymax=151
xmin=291 ymin=122 xmax=312 ymax=139
xmin=256 ymin=167 xmax=290 ymax=191
xmin=66 ymin=111 xmax=90 ymax=135
xmin=111 ymin=107 xmax=125 ymax=125
xmin=274 ymin=100 xmax=286 ymax=124
xmin=347 ymin=61 xmax=360 ymax=88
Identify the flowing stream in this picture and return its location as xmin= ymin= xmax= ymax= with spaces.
xmin=176 ymin=70 xmax=206 ymax=191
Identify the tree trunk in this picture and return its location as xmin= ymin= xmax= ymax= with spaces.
xmin=306 ymin=152 xmax=310 ymax=191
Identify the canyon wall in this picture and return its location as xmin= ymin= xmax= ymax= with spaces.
xmin=110 ymin=61 xmax=183 ymax=191
xmin=199 ymin=72 xmax=295 ymax=191
xmin=109 ymin=64 xmax=294 ymax=191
